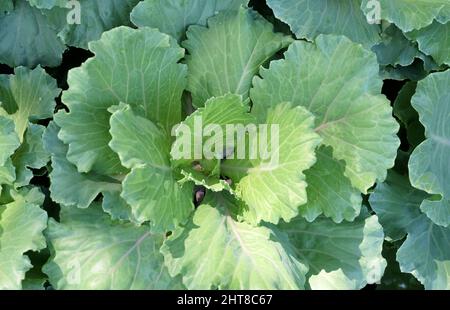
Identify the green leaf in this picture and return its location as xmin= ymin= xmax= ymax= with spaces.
xmin=55 ymin=26 xmax=186 ymax=175
xmin=0 ymin=66 xmax=60 ymax=141
xmin=184 ymin=7 xmax=292 ymax=107
xmin=370 ymin=170 xmax=450 ymax=289
xmin=398 ymin=215 xmax=450 ymax=289
xmin=251 ymin=35 xmax=400 ymax=194
xmin=43 ymin=204 xmax=181 ymax=289
xmin=0 ymin=160 xmax=16 ymax=194
xmin=102 ymin=190 xmax=135 ymax=223
xmin=12 ymin=124 xmax=50 ymax=187
xmin=267 ymin=0 xmax=381 ymax=46
xmin=372 ymin=24 xmax=420 ymax=66
xmin=420 ymin=198 xmax=450 ymax=229
xmin=0 ymin=195 xmax=47 ymax=289
xmin=222 ymin=102 xmax=321 ymax=225
xmin=161 ymin=192 xmax=307 ymax=289
xmin=281 ymin=211 xmax=386 ymax=289
xmin=43 ymin=121 xmax=122 ymax=209
xmin=0 ymin=0 xmax=65 ymax=67
xmin=109 ymin=104 xmax=194 ymax=231
xmin=409 ymin=71 xmax=450 ymax=227
xmin=131 ymin=0 xmax=248 ymax=41
xmin=301 ymin=146 xmax=362 ymax=223
xmin=0 ymin=116 xmax=20 ymax=166
xmin=369 ymin=171 xmax=425 ymax=241
xmin=44 ymin=0 xmax=141 ymax=49
xmin=406 ymin=21 xmax=450 ymax=66
xmin=361 ymin=0 xmax=450 ymax=32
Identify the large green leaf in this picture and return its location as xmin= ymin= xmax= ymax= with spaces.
xmin=44 ymin=0 xmax=140 ymax=49
xmin=361 ymin=0 xmax=450 ymax=32
xmin=281 ymin=211 xmax=386 ymax=289
xmin=222 ymin=102 xmax=321 ymax=225
xmin=406 ymin=21 xmax=450 ymax=66
xmin=0 ymin=0 xmax=65 ymax=68
xmin=0 ymin=194 xmax=47 ymax=289
xmin=161 ymin=192 xmax=307 ymax=289
xmin=43 ymin=121 xmax=122 ymax=210
xmin=184 ymin=7 xmax=292 ymax=107
xmin=43 ymin=204 xmax=181 ymax=289
xmin=131 ymin=0 xmax=248 ymax=41
xmin=55 ymin=26 xmax=187 ymax=175
xmin=409 ymin=71 xmax=450 ymax=227
xmin=109 ymin=104 xmax=194 ymax=231
xmin=0 ymin=66 xmax=60 ymax=141
xmin=251 ymin=35 xmax=399 ymax=194
xmin=370 ymin=171 xmax=450 ymax=289
xmin=267 ymin=0 xmax=381 ymax=46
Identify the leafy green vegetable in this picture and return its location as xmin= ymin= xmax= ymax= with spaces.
xmin=55 ymin=26 xmax=186 ymax=175
xmin=0 ymin=1 xmax=448 ymax=291
xmin=0 ymin=67 xmax=55 ymax=289
xmin=0 ymin=66 xmax=60 ymax=141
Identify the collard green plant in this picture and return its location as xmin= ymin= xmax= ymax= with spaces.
xmin=0 ymin=0 xmax=449 ymax=290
